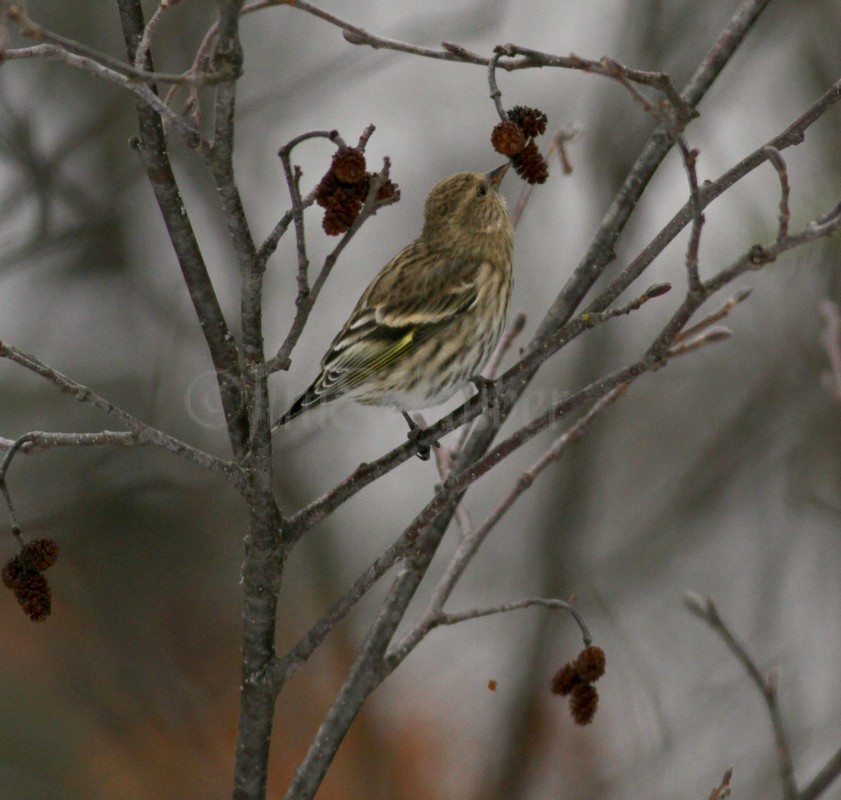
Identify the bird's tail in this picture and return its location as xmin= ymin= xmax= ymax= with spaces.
xmin=270 ymin=384 xmax=320 ymax=435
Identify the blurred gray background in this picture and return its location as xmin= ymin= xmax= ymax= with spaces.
xmin=2 ymin=1 xmax=841 ymax=798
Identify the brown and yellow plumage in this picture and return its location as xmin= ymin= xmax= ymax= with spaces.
xmin=274 ymin=165 xmax=514 ymax=431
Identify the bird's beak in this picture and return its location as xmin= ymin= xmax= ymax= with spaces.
xmin=485 ymin=162 xmax=510 ymax=188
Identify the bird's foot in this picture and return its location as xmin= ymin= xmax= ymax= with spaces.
xmin=402 ymin=411 xmax=439 ymax=461
xmin=470 ymin=375 xmax=497 ymax=408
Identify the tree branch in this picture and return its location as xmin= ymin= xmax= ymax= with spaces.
xmin=386 ymin=385 xmax=626 ymax=667
xmin=685 ymin=594 xmax=798 ymax=800
xmin=0 ymin=342 xmax=243 ymax=486
xmin=117 ymin=0 xmax=250 ymax=458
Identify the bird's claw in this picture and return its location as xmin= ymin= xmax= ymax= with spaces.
xmin=470 ymin=375 xmax=497 ymax=408
xmin=402 ymin=411 xmax=439 ymax=461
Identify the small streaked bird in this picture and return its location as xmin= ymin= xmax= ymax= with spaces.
xmin=273 ymin=164 xmax=514 ymax=446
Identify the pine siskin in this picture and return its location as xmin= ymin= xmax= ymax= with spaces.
xmin=273 ymin=164 xmax=514 ymax=436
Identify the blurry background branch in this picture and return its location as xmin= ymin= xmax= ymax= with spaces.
xmin=687 ymin=595 xmax=841 ymax=800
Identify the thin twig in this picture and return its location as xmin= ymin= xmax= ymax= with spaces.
xmin=118 ymin=0 xmax=249 ymax=456
xmin=595 ymin=53 xmax=692 ymax=127
xmin=0 ymin=341 xmax=244 ymax=487
xmin=666 ymin=326 xmax=731 ymax=357
xmin=285 ymin=0 xmax=694 ymax=126
xmin=3 ymin=44 xmax=204 ymax=147
xmin=133 ymin=0 xmax=183 ymax=70
xmin=580 ymin=282 xmax=672 ymax=328
xmin=487 ymin=51 xmax=508 ymax=121
xmin=762 ymin=146 xmax=791 ymax=241
xmin=685 ymin=594 xmax=798 ymax=800
xmin=800 ymin=745 xmax=841 ymax=800
xmin=283 ymin=132 xmax=339 ymax=291
xmin=268 ymin=529 xmax=411 ymax=690
xmin=0 ymin=431 xmax=140 ymax=536
xmin=284 ymin=274 xmax=672 ymax=536
xmin=373 ymin=209 xmax=837 ymax=550
xmin=678 ymin=141 xmax=705 ymax=293
xmin=257 ymin=187 xmax=318 ymax=268
xmin=592 ymin=76 xmax=841 ymax=316
xmin=387 ymin=384 xmax=627 ymax=666
xmin=6 ymin=4 xmax=220 ymax=86
xmin=706 ymin=767 xmax=734 ymax=800
xmin=436 ymin=597 xmax=592 ymax=644
xmin=675 ymin=287 xmax=752 ymax=343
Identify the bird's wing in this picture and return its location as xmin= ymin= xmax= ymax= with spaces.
xmin=314 ymin=243 xmax=481 ymax=399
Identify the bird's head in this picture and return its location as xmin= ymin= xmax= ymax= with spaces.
xmin=422 ymin=166 xmax=512 ymax=247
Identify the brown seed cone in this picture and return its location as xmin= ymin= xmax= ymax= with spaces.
xmin=574 ymin=645 xmax=606 ymax=683
xmin=322 ymin=209 xmax=349 ymax=236
xmin=322 ymin=183 xmax=364 ymax=235
xmin=550 ymin=662 xmax=580 ymax=696
xmin=507 ymin=105 xmax=548 ymax=138
xmin=21 ymin=538 xmax=60 ymax=572
xmin=331 ymin=146 xmax=367 ymax=184
xmin=12 ymin=570 xmax=52 ymax=621
xmin=569 ymin=682 xmax=599 ymax=725
xmin=2 ymin=556 xmax=29 ymax=589
xmin=315 ymin=171 xmax=341 ymax=208
xmin=491 ymin=120 xmax=526 ymax=157
xmin=512 ymin=139 xmax=549 ymax=185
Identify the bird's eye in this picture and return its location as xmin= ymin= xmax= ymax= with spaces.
xmin=476 ymin=184 xmax=488 ymax=197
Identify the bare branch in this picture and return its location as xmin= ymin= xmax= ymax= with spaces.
xmin=133 ymin=0 xmax=184 ymax=70
xmin=666 ymin=326 xmax=731 ymax=357
xmin=286 ymin=0 xmax=698 ymax=129
xmin=387 ymin=385 xmax=626 ymax=666
xmin=6 ymin=4 xmax=219 ymax=87
xmin=288 ymin=0 xmax=492 ymax=66
xmin=542 ymin=0 xmax=772 ymax=332
xmin=0 ymin=342 xmax=243 ymax=487
xmin=685 ymin=594 xmax=798 ymax=800
xmin=265 ymin=130 xmax=343 ymax=372
xmin=117 ymin=0 xmax=249 ymax=456
xmin=287 ymin=177 xmax=834 ymax=534
xmin=675 ymin=287 xmax=752 ymax=343
xmin=436 ymin=597 xmax=592 ymax=642
xmin=800 ymin=745 xmax=841 ymax=800
xmin=580 ymin=282 xmax=672 ymax=328
xmin=3 ymin=43 xmax=204 ymax=147
xmin=487 ymin=51 xmax=508 ymax=121
xmin=678 ymin=143 xmax=705 ymax=293
xmin=595 ymin=76 xmax=841 ymax=315
xmin=0 ymin=431 xmax=138 ymax=537
xmin=762 ymin=146 xmax=791 ymax=241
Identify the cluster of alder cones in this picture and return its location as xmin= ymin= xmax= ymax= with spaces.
xmin=491 ymin=105 xmax=550 ymax=184
xmin=315 ymin=146 xmax=398 ymax=236
xmin=551 ymin=644 xmax=606 ymax=725
xmin=316 ymin=103 xmax=549 ymax=235
xmin=2 ymin=537 xmax=59 ymax=621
